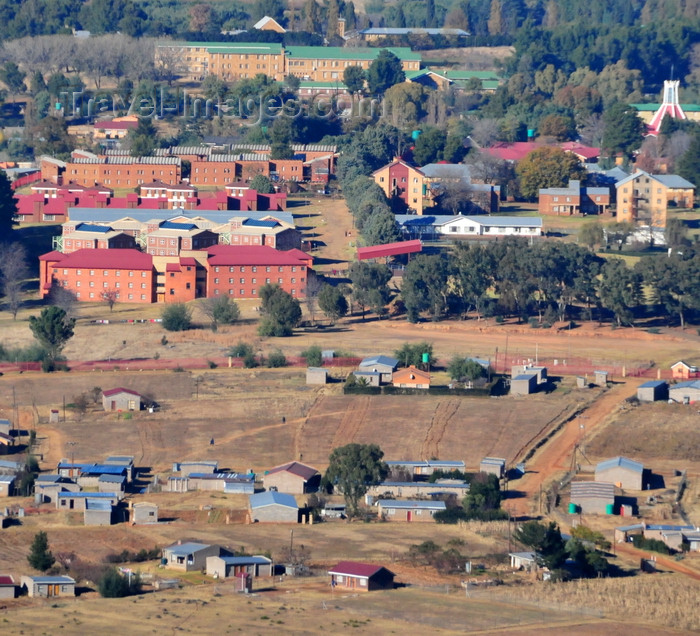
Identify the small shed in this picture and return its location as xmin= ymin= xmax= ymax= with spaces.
xmin=511 ymin=365 xmax=547 ymax=383
xmin=614 ymin=523 xmax=644 ymax=544
xmin=595 ymin=456 xmax=644 ymax=490
xmin=306 ymin=367 xmax=328 ymax=385
xmin=84 ymin=498 xmax=113 ymax=526
xmin=0 ymin=475 xmax=15 ymax=497
xmin=480 ymin=457 xmax=506 ymax=478
xmin=328 ymin=561 xmax=395 ymax=592
xmin=594 ymin=370 xmax=608 ymax=387
xmin=637 ymin=380 xmax=668 ymax=402
xmin=132 ymin=502 xmax=158 ymax=524
xmin=162 ymin=542 xmax=220 ymax=572
xmin=511 ymin=373 xmax=538 ymax=396
xmin=263 ymin=461 xmax=320 ymax=494
xmin=102 ymin=388 xmax=142 ymax=412
xmin=570 ymin=481 xmax=615 ymax=514
xmin=392 ymin=365 xmax=430 ymax=389
xmin=358 ymin=355 xmax=399 ymax=383
xmin=174 ymin=460 xmax=218 ymax=476
xmin=509 ymin=552 xmax=538 ymax=571
xmin=376 ymin=499 xmax=445 ymax=522
xmin=669 ymin=380 xmax=700 ymax=404
xmin=249 ymin=491 xmax=299 ymax=523
xmin=352 ymin=370 xmax=381 ymax=387
xmin=206 ymin=555 xmax=273 ymax=579
xmin=0 ymin=575 xmax=16 ymax=599
xmin=0 ymin=419 xmax=10 ymax=435
xmin=104 ymin=455 xmax=135 ymax=481
xmin=21 ymin=575 xmax=75 ymax=598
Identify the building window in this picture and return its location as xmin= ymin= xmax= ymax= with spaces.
xmin=103 ymin=271 xmax=108 ymax=276
xmin=89 ymin=270 xmax=94 ymax=276
xmin=251 ymin=278 xmax=256 ymax=284
xmin=266 ymin=278 xmax=270 ymax=283
xmin=229 ymin=278 xmax=234 ymax=284
xmin=214 ymin=278 xmax=219 ymax=284
xmin=115 ymin=282 xmax=120 ymax=288
xmin=266 ymin=266 xmax=271 ymax=272
xmin=128 ymin=294 xmax=133 ymax=299
xmin=115 ymin=271 xmax=120 ymax=276
xmin=76 ymin=281 xmax=81 ymax=287
xmin=103 ymin=282 xmax=108 ymax=288
xmin=89 ymin=281 xmax=95 ymax=287
xmin=129 ymin=271 xmax=134 ymax=277
xmin=128 ymin=282 xmax=133 ymax=288
xmin=252 ymin=266 xmax=257 ymax=272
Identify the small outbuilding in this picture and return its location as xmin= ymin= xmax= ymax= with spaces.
xmin=594 ymin=370 xmax=608 ymax=387
xmin=84 ymin=498 xmax=113 ymax=526
xmin=480 ymin=457 xmax=506 ymax=478
xmin=570 ymin=481 xmax=615 ymax=514
xmin=306 ymin=367 xmax=328 ymax=385
xmin=511 ymin=373 xmax=538 ymax=396
xmin=352 ymin=370 xmax=381 ymax=387
xmin=511 ymin=365 xmax=547 ymax=383
xmin=162 ymin=542 xmax=220 ymax=572
xmin=509 ymin=552 xmax=539 ymax=571
xmin=669 ymin=380 xmax=700 ymax=404
xmin=132 ymin=502 xmax=158 ymax=524
xmin=0 ymin=475 xmax=15 ymax=497
xmin=0 ymin=575 xmax=17 ymax=599
xmin=376 ymin=499 xmax=445 ymax=522
xmin=21 ymin=575 xmax=75 ymax=598
xmin=206 ymin=555 xmax=273 ymax=579
xmin=358 ymin=355 xmax=399 ymax=383
xmin=637 ymin=380 xmax=668 ymax=402
xmin=328 ymin=561 xmax=395 ymax=592
xmin=249 ymin=491 xmax=299 ymax=523
xmin=392 ymin=365 xmax=430 ymax=389
xmin=173 ymin=461 xmax=219 ymax=476
xmin=102 ymin=388 xmax=142 ymax=412
xmin=263 ymin=461 xmax=320 ymax=494
xmin=595 ymin=456 xmax=644 ymax=490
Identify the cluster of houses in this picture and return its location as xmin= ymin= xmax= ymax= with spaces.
xmin=353 ymin=355 xmax=431 ymax=390
xmin=637 ymin=361 xmax=700 ymax=404
xmin=615 ymin=523 xmax=700 ymax=552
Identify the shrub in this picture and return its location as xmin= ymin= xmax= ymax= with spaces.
xmin=161 ymin=303 xmax=193 ymax=332
xmin=98 ymin=567 xmax=141 ymax=598
xmin=228 ymin=341 xmax=254 ymax=358
xmin=243 ymin=353 xmax=259 ymax=368
xmin=267 ymin=350 xmax=287 ymax=368
xmin=207 ymin=360 xmax=217 ymax=369
xmin=301 ymin=345 xmax=323 ymax=367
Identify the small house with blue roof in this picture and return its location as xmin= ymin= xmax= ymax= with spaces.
xmin=249 ymin=491 xmax=299 ymax=523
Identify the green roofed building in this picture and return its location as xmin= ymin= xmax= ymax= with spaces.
xmin=156 ymin=42 xmax=421 ymax=83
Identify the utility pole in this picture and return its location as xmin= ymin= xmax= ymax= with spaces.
xmin=12 ymin=386 xmax=17 ymax=432
xmin=289 ymin=529 xmax=294 ymax=563
xmin=63 ymin=395 xmax=66 ymax=423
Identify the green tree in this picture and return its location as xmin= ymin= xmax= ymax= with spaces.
xmin=394 ymin=341 xmax=433 ymax=368
xmin=303 ymin=0 xmax=320 ymax=32
xmin=0 ymin=171 xmax=18 ymax=238
xmin=324 ymin=443 xmax=388 ymax=517
xmin=412 ymin=128 xmax=447 ymax=166
xmin=128 ymin=117 xmax=158 ymax=157
xmin=200 ymin=296 xmax=239 ymax=330
xmin=598 ymin=258 xmax=641 ymax=326
xmin=27 ymin=531 xmax=55 ymax=572
xmin=516 ymin=147 xmax=585 ymax=201
xmin=29 ymin=306 xmax=75 ymax=366
xmin=326 ymin=0 xmax=339 ymax=37
xmin=301 ymin=344 xmax=323 ymax=366
xmin=161 ymin=303 xmax=193 ymax=331
xmin=29 ymin=71 xmax=47 ymax=96
xmin=32 ymin=117 xmax=72 ymax=157
xmin=367 ymin=50 xmax=406 ymax=95
xmin=401 ymin=254 xmax=450 ymax=322
xmin=677 ymin=131 xmax=700 ymax=188
xmin=348 ymin=261 xmax=391 ymax=319
xmin=270 ymin=117 xmax=294 ymax=160
xmin=250 ymin=173 xmax=274 ymax=194
xmin=0 ymin=62 xmax=26 ymax=99
xmin=664 ymin=218 xmax=689 ymax=249
xmin=266 ymin=349 xmax=287 ymax=367
xmin=579 ymin=222 xmax=605 ymax=249
xmin=515 ymin=520 xmax=567 ymax=569
xmin=462 ymin=472 xmax=507 ymax=521
xmin=447 ymin=357 xmax=486 ymax=382
xmin=258 ymin=284 xmax=302 ymax=337
xmin=317 ymin=284 xmax=348 ymax=324
xmin=602 ymin=102 xmax=645 ymax=156
xmin=98 ymin=567 xmax=141 ymax=597
xmin=451 ymin=243 xmax=493 ymax=319
xmin=362 ymin=208 xmax=401 ymax=246
xmin=343 ymin=65 xmax=365 ymax=94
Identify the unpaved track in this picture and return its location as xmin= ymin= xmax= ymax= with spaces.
xmin=509 ymin=380 xmax=644 ymax=518
xmin=615 ymin=542 xmax=700 ymax=581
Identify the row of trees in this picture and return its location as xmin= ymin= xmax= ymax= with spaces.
xmin=400 ymin=239 xmax=700 ymax=327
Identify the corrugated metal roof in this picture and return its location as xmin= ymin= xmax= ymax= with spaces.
xmin=249 ymin=491 xmax=298 ymax=509
xmin=357 ymin=240 xmax=422 ymax=260
xmin=165 ymin=542 xmax=213 ymax=556
xmin=377 ymin=499 xmax=446 ymax=510
xmin=328 ymin=561 xmax=393 ymax=578
xmin=266 ymin=462 xmax=318 ymax=481
xmin=71 ymin=156 xmax=180 ymax=165
xmin=219 ymin=556 xmax=271 ymax=565
xmin=287 ymin=45 xmax=421 ymax=61
xmin=25 ymin=576 xmax=75 ymax=584
xmin=85 ymin=498 xmax=113 ymax=511
xmin=58 ymin=491 xmax=117 ymax=498
xmin=570 ymin=481 xmax=615 ymax=498
xmin=98 ymin=474 xmax=126 ymax=483
xmin=75 ymin=223 xmax=113 ymax=233
xmin=360 ymin=355 xmax=399 ymax=369
xmin=639 ymin=380 xmax=667 ymax=388
xmin=595 ymin=456 xmax=643 ymax=474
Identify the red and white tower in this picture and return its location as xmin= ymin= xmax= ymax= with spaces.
xmin=648 ymin=80 xmax=687 ymax=135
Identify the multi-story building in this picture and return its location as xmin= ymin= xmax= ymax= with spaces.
xmin=40 ymin=249 xmax=156 ymax=303
xmin=616 ymin=170 xmax=695 ymax=227
xmin=156 ymin=42 xmax=421 ymax=83
xmin=61 ymin=224 xmax=137 ymax=253
xmin=206 ymin=245 xmax=312 ymax=299
xmin=58 ymin=155 xmax=182 ymax=189
xmin=372 ymin=159 xmax=434 ymax=215
xmin=538 ymin=180 xmax=610 ymax=216
xmin=145 ymin=223 xmax=219 ymax=257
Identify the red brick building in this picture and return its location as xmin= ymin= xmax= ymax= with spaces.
xmin=40 ymin=249 xmax=156 ymax=303
xmin=538 ymin=180 xmax=611 ymax=216
xmin=206 ymin=246 xmax=312 ymax=299
xmin=163 ymin=257 xmax=199 ymax=303
xmin=61 ymin=224 xmax=137 ymax=254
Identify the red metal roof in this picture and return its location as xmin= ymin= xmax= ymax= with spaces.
xmin=328 ymin=561 xmax=393 ymax=578
xmin=39 ymin=250 xmax=65 ymax=261
xmin=357 ymin=239 xmax=422 ymax=261
xmin=95 ymin=120 xmax=138 ymax=130
xmin=0 ymin=575 xmax=14 ymax=585
xmin=267 ymin=461 xmax=319 ymax=481
xmin=180 ymin=257 xmax=197 ymax=266
xmin=207 ymin=245 xmax=309 ymax=267
xmin=559 ymin=142 xmax=600 ymax=160
xmin=46 ymin=248 xmax=153 ymax=270
xmin=102 ymin=387 xmax=141 ymax=397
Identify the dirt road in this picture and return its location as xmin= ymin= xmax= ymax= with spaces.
xmin=615 ymin=542 xmax=700 ymax=581
xmin=507 ymin=380 xmax=645 ymax=518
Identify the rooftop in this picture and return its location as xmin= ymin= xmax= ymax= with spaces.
xmin=596 ymin=456 xmax=644 ymax=475
xmin=360 ymin=355 xmax=399 ymax=369
xmin=377 ymin=499 xmax=446 ymax=510
xmin=249 ymin=491 xmax=298 ymax=509
xmin=45 ymin=248 xmax=153 ymax=270
xmin=165 ymin=542 xmax=213 ymax=556
xmin=207 ymin=245 xmax=310 ymax=267
xmin=103 ymin=387 xmax=141 ymax=398
xmin=328 ymin=561 xmax=393 ymax=578
xmin=24 ymin=576 xmax=75 ymax=584
xmin=266 ymin=461 xmax=319 ymax=481
xmin=85 ymin=498 xmax=113 ymax=511
xmin=357 ymin=239 xmax=423 ymax=261
xmin=219 ymin=556 xmax=272 ymax=565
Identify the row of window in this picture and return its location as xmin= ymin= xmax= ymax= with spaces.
xmin=213 ymin=287 xmax=298 ymax=296
xmin=75 ymin=292 xmax=147 ymax=300
xmin=70 ymin=280 xmax=147 ymax=289
xmin=65 ymin=269 xmax=148 ymax=277
xmin=213 ymin=277 xmax=303 ymax=285
xmin=214 ymin=265 xmax=303 ymax=273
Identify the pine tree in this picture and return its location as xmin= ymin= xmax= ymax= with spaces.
xmin=304 ymin=0 xmax=319 ymax=33
xmin=326 ymin=0 xmax=339 ymax=38
xmin=0 ymin=170 xmax=18 ymax=239
xmin=27 ymin=531 xmax=56 ymax=572
xmin=426 ymin=0 xmax=437 ymax=27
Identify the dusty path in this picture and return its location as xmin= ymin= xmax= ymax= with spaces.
xmin=614 ymin=542 xmax=700 ymax=581
xmin=508 ymin=380 xmax=644 ymax=518
xmin=421 ymin=399 xmax=460 ymax=459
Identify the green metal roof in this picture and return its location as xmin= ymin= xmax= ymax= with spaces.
xmin=404 ymin=69 xmax=449 ymax=81
xmin=286 ymin=46 xmax=421 ymax=61
xmin=631 ymin=103 xmax=700 ymax=112
xmin=441 ymin=70 xmax=501 ymax=80
xmin=299 ymin=81 xmax=349 ymax=88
